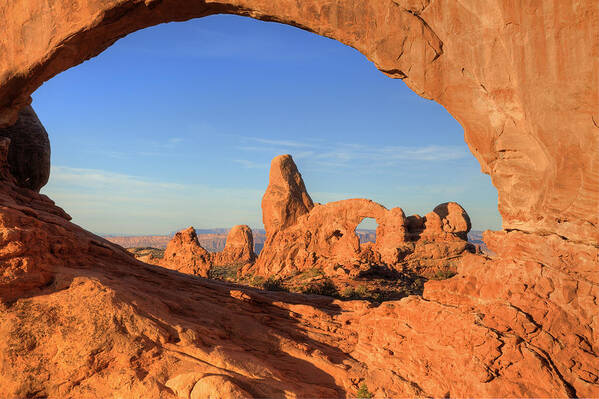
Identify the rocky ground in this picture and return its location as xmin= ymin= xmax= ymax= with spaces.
xmin=130 ymin=247 xmax=437 ymax=303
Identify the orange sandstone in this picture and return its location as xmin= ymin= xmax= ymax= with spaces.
xmin=253 ymin=155 xmax=474 ymax=278
xmin=0 ymin=1 xmax=596 ymax=398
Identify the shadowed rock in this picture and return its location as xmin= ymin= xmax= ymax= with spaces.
xmin=0 ymin=105 xmax=50 ymax=191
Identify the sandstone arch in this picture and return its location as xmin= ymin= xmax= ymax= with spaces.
xmin=253 ymin=156 xmax=475 ymax=277
xmin=0 ymin=1 xmax=597 ymax=397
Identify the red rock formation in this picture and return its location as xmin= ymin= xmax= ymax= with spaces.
xmin=253 ymin=157 xmax=474 ymax=277
xmin=262 ymin=154 xmax=314 ymax=236
xmin=0 ymin=1 xmax=597 ymax=398
xmin=212 ymin=225 xmax=256 ymax=266
xmin=1 ymin=1 xmax=596 ymax=245
xmin=157 ymin=225 xmax=256 ymax=276
xmin=160 ymin=227 xmax=212 ymax=277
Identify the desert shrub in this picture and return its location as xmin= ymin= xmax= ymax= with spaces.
xmin=247 ymin=275 xmax=265 ymax=288
xmin=355 ymin=284 xmax=368 ymax=296
xmin=341 ymin=284 xmax=369 ymax=299
xmin=302 ymin=279 xmax=338 ymax=297
xmin=298 ymin=267 xmax=325 ymax=280
xmin=128 ymin=247 xmax=165 ymax=259
xmin=432 ymin=269 xmax=457 ymax=280
xmin=356 ymin=383 xmax=373 ymax=398
xmin=208 ymin=264 xmax=241 ymax=281
xmin=262 ymin=276 xmax=287 ymax=291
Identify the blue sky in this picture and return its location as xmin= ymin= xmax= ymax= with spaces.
xmin=33 ymin=14 xmax=501 ymax=235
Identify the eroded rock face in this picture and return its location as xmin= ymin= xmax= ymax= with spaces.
xmin=157 ymin=225 xmax=256 ymax=276
xmin=253 ymin=156 xmax=474 ymax=277
xmin=212 ymin=225 xmax=256 ymax=266
xmin=0 ymin=0 xmax=596 ymax=244
xmin=0 ymin=1 xmax=597 ymax=398
xmin=262 ymin=154 xmax=314 ymax=236
xmin=160 ymin=227 xmax=212 ymax=277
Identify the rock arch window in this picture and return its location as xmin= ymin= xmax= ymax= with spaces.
xmin=0 ymin=3 xmax=595 ymax=397
xmin=355 ymin=217 xmax=377 ymax=245
xmin=32 ymin=14 xmax=501 ymax=239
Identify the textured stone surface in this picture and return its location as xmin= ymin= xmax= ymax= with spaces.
xmin=160 ymin=227 xmax=212 ymax=277
xmin=156 ymin=225 xmax=256 ymax=276
xmin=0 ymin=1 xmax=597 ymax=398
xmin=0 ymin=141 xmax=595 ymax=398
xmin=253 ymin=156 xmax=474 ymax=277
xmin=0 ymin=105 xmax=50 ymax=191
xmin=212 ymin=224 xmax=256 ymax=266
xmin=262 ymin=154 xmax=314 ymax=236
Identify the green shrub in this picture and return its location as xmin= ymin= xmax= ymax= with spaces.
xmin=298 ymin=267 xmax=325 ymax=280
xmin=262 ymin=276 xmax=287 ymax=291
xmin=128 ymin=247 xmax=165 ymax=259
xmin=302 ymin=279 xmax=338 ymax=297
xmin=432 ymin=269 xmax=457 ymax=280
xmin=341 ymin=285 xmax=368 ymax=299
xmin=247 ymin=275 xmax=265 ymax=288
xmin=356 ymin=383 xmax=373 ymax=398
xmin=355 ymin=284 xmax=368 ymax=296
xmin=208 ymin=264 xmax=241 ymax=281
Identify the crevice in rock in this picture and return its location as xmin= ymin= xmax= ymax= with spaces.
xmin=504 ymin=228 xmax=598 ymax=248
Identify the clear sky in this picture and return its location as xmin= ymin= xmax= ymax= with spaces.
xmin=33 ymin=14 xmax=501 ymax=235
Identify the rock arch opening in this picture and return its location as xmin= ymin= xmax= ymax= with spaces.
xmin=31 ymin=14 xmax=501 ymax=240
xmin=355 ymin=217 xmax=377 ymax=245
xmin=19 ymin=13 xmax=504 ymax=299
